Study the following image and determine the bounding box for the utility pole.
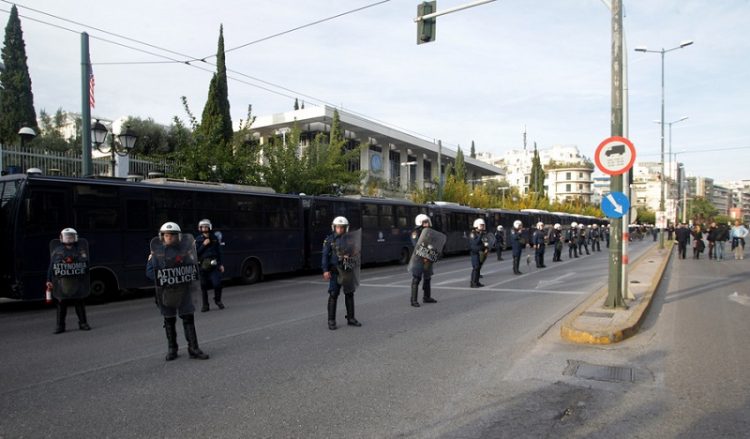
[605,0,625,308]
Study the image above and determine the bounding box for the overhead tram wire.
[2,1,465,149]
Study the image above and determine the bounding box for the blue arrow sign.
[601,191,630,219]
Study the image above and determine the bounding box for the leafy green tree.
[123,116,169,155]
[636,208,656,225]
[688,196,718,224]
[0,5,38,144]
[454,145,466,183]
[263,122,307,194]
[528,142,545,196]
[199,25,232,148]
[31,108,73,151]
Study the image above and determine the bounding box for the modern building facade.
[250,106,504,195]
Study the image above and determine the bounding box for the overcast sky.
[3,0,749,182]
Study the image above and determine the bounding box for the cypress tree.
[454,145,466,183]
[470,140,476,158]
[529,142,545,196]
[199,25,232,146]
[0,5,38,144]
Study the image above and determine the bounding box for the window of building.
[578,184,583,190]
[566,172,571,180]
[579,172,583,179]
[566,183,571,192]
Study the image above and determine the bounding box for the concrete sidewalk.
[560,241,674,344]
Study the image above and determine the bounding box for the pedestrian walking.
[707,222,718,260]
[675,223,690,260]
[146,222,209,361]
[691,225,705,260]
[730,220,748,260]
[196,219,225,312]
[322,216,362,330]
[47,228,92,334]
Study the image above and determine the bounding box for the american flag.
[88,65,95,109]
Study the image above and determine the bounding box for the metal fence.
[0,145,175,177]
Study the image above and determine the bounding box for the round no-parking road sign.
[594,136,636,175]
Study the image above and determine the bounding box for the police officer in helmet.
[469,218,489,288]
[567,221,579,259]
[47,228,91,334]
[532,221,547,268]
[511,220,524,275]
[549,224,563,262]
[410,214,438,307]
[196,219,225,312]
[495,225,505,261]
[147,222,209,361]
[322,216,362,330]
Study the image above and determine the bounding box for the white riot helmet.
[159,222,182,242]
[537,222,544,230]
[415,213,431,227]
[331,216,349,232]
[60,227,78,244]
[578,224,585,229]
[571,221,578,228]
[593,224,598,228]
[497,225,504,231]
[554,223,562,230]
[198,219,212,230]
[473,218,486,229]
[513,220,523,229]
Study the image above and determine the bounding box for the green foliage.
[454,146,466,183]
[636,208,656,225]
[714,214,731,225]
[198,25,233,148]
[30,108,77,152]
[545,158,594,170]
[123,116,170,155]
[688,196,718,224]
[0,5,38,144]
[529,143,545,196]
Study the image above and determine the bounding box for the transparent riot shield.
[335,228,361,291]
[150,234,199,308]
[48,238,90,300]
[479,232,496,264]
[408,228,447,276]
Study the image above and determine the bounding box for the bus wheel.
[89,271,117,301]
[240,259,262,284]
[399,247,411,265]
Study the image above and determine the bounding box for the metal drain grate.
[563,360,635,383]
[581,311,615,318]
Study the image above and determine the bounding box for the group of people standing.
[674,220,749,260]
[47,219,226,362]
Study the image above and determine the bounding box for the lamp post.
[635,40,693,249]
[18,127,36,148]
[91,120,137,177]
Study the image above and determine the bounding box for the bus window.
[25,190,69,233]
[313,202,331,229]
[234,195,263,228]
[1,180,19,207]
[75,207,120,231]
[126,199,150,230]
[362,203,378,229]
[266,198,299,229]
[380,205,395,229]
[74,184,118,206]
[396,206,409,228]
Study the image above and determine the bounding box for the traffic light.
[417,1,436,44]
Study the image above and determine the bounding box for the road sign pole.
[605,0,625,308]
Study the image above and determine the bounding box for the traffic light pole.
[605,0,626,308]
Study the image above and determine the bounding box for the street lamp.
[18,126,36,148]
[654,116,688,224]
[91,119,137,177]
[635,39,694,249]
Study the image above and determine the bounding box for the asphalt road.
[2,239,731,439]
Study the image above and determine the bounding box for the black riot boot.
[539,253,546,268]
[344,294,361,327]
[470,268,479,288]
[200,286,210,312]
[164,317,179,361]
[476,268,485,287]
[214,287,225,310]
[411,277,421,307]
[54,300,67,334]
[74,300,91,330]
[423,278,437,303]
[182,314,209,360]
[513,257,522,275]
[328,295,338,330]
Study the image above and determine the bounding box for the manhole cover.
[581,311,615,318]
[563,360,634,383]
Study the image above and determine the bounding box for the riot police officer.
[532,222,547,268]
[47,228,91,334]
[495,225,505,261]
[469,218,489,288]
[578,224,590,255]
[147,222,209,361]
[510,220,524,275]
[322,216,362,330]
[604,224,611,248]
[591,224,601,252]
[567,222,579,259]
[409,214,439,307]
[549,223,563,262]
[196,219,225,312]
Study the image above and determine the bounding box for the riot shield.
[408,228,447,276]
[479,232,496,264]
[48,238,90,300]
[150,234,199,308]
[335,228,361,291]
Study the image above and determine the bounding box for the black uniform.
[675,225,690,259]
[469,228,488,287]
[196,230,224,311]
[566,227,578,259]
[578,228,590,255]
[47,242,91,334]
[410,226,437,306]
[532,228,546,268]
[322,232,361,329]
[591,227,601,252]
[549,228,563,262]
[495,229,505,261]
[510,227,524,274]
